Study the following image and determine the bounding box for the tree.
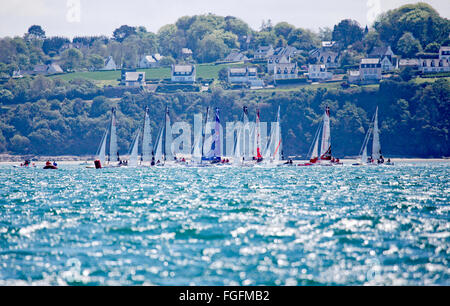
[424,42,440,53]
[113,25,136,43]
[362,30,382,53]
[224,16,250,37]
[218,67,228,81]
[374,3,450,48]
[399,67,415,82]
[88,54,105,70]
[274,22,295,40]
[27,25,46,40]
[396,32,422,58]
[332,19,363,48]
[197,34,228,63]
[10,134,31,153]
[42,37,70,54]
[287,28,318,51]
[62,48,83,70]
[318,27,333,41]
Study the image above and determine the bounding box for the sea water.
[0,161,448,285]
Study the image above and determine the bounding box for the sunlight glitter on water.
[0,161,448,285]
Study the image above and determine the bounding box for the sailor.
[53,160,57,166]
[46,160,51,166]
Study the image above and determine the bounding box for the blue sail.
[203,108,221,161]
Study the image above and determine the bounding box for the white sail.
[320,107,331,157]
[128,129,141,167]
[97,129,108,166]
[264,126,274,160]
[272,106,282,162]
[372,107,381,160]
[142,109,152,163]
[165,110,173,160]
[154,127,163,164]
[357,124,372,164]
[192,113,203,162]
[255,110,261,159]
[234,123,242,165]
[311,133,320,160]
[361,143,368,164]
[109,108,118,163]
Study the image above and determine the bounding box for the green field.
[49,63,240,87]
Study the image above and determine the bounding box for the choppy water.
[0,162,449,285]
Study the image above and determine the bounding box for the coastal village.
[4,35,450,93]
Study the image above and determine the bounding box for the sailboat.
[141,106,153,166]
[298,106,342,166]
[153,106,174,166]
[254,108,263,163]
[187,107,212,167]
[93,107,121,168]
[202,107,222,164]
[233,106,245,166]
[353,106,392,166]
[128,128,141,167]
[264,105,282,165]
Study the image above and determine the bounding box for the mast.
[320,106,331,160]
[97,129,108,166]
[128,129,141,167]
[109,107,118,162]
[273,105,282,161]
[142,106,152,163]
[213,107,221,158]
[234,106,246,159]
[201,106,209,160]
[358,125,372,163]
[243,106,250,160]
[255,108,262,160]
[372,106,381,160]
[164,105,173,161]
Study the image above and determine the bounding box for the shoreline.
[0,157,449,166]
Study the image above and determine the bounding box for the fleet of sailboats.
[92,105,391,169]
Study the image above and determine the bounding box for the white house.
[123,71,145,87]
[360,58,382,82]
[12,70,23,78]
[308,64,332,81]
[267,54,290,74]
[101,56,117,70]
[181,48,193,59]
[274,63,299,81]
[254,45,274,60]
[369,46,398,71]
[347,70,361,84]
[273,46,298,59]
[139,54,164,68]
[47,63,63,74]
[309,42,340,69]
[32,64,48,75]
[419,58,450,73]
[439,46,450,61]
[171,64,196,83]
[228,67,263,86]
[224,51,249,63]
[399,59,420,70]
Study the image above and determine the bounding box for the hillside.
[0,78,448,158]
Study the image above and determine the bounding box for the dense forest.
[0,3,449,157]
